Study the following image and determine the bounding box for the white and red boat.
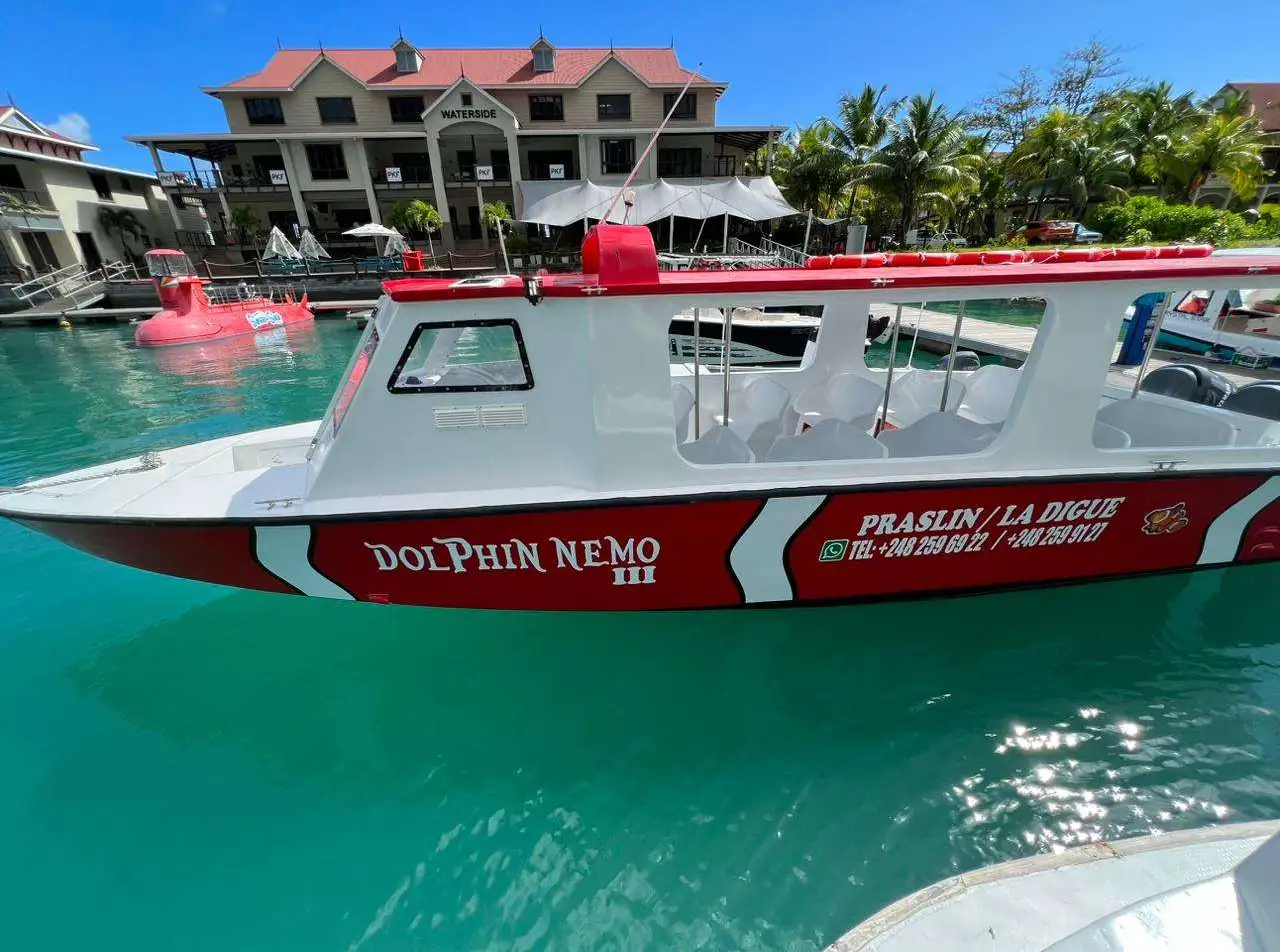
[134,249,313,348]
[5,230,1280,611]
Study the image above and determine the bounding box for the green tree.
[871,93,979,241]
[951,142,1013,242]
[1044,131,1132,218]
[820,84,896,221]
[1161,112,1269,204]
[482,200,512,233]
[772,123,854,217]
[973,66,1045,149]
[385,199,442,256]
[1105,82,1199,185]
[229,205,260,244]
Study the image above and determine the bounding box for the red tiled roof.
[1227,82,1280,133]
[214,47,717,91]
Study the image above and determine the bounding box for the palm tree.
[1107,82,1199,184]
[773,123,854,217]
[952,142,1013,243]
[1009,109,1088,218]
[1044,132,1132,218]
[385,199,442,257]
[820,84,896,222]
[871,93,979,242]
[1164,113,1268,204]
[229,205,260,245]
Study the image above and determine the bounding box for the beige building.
[129,36,781,252]
[1199,82,1280,208]
[0,105,193,281]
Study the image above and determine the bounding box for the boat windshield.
[1238,288,1280,313]
[146,253,195,278]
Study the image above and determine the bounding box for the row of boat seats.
[887,369,966,428]
[1095,398,1238,448]
[957,365,1021,425]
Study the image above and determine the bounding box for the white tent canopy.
[297,229,331,260]
[518,177,800,227]
[342,223,400,238]
[261,226,301,260]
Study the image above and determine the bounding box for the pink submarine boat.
[134,249,313,347]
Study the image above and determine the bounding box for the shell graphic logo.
[1142,502,1189,536]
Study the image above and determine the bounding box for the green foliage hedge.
[1085,196,1280,245]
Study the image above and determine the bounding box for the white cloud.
[45,112,92,143]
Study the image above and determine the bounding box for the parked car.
[1009,220,1077,244]
[906,227,970,248]
[1072,223,1103,244]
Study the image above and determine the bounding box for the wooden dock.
[875,303,1277,389]
[0,299,376,327]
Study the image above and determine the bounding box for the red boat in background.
[134,249,314,348]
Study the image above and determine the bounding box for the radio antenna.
[601,61,701,224]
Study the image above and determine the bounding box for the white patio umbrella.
[343,222,402,256]
[297,229,331,260]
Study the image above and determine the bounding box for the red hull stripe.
[14,472,1280,610]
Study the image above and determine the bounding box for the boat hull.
[11,470,1280,610]
[135,300,314,347]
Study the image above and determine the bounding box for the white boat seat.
[1092,421,1132,449]
[959,365,1021,424]
[681,425,755,464]
[794,373,884,430]
[672,383,695,443]
[1096,398,1238,448]
[886,369,966,428]
[878,411,999,458]
[765,419,889,462]
[724,377,796,458]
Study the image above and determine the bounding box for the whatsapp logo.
[819,539,849,562]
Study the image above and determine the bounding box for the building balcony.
[445,166,513,188]
[370,166,433,189]
[159,168,293,195]
[0,187,61,232]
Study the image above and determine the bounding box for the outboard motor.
[1222,381,1280,421]
[937,350,982,373]
[1139,364,1235,407]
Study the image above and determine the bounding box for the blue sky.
[5,0,1277,172]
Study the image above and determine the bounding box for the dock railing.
[726,236,809,268]
[9,260,139,310]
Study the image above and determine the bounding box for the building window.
[528,149,574,180]
[0,164,24,189]
[244,97,285,125]
[88,172,113,201]
[172,193,187,210]
[461,93,473,107]
[389,320,534,393]
[305,143,349,180]
[528,95,564,121]
[252,155,286,182]
[597,94,631,121]
[657,147,702,177]
[388,95,425,123]
[532,47,555,72]
[317,97,356,124]
[663,93,697,120]
[119,176,136,193]
[395,48,419,73]
[600,138,635,175]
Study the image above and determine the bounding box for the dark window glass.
[527,149,574,180]
[244,97,285,125]
[252,155,286,181]
[0,165,24,189]
[388,96,425,123]
[389,320,534,393]
[528,94,564,121]
[461,93,473,106]
[119,176,136,192]
[600,138,635,175]
[657,147,702,177]
[663,93,697,120]
[88,172,113,200]
[172,193,187,210]
[317,97,356,124]
[305,143,349,180]
[597,94,631,121]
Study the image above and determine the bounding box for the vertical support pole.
[475,180,488,250]
[496,218,510,273]
[907,302,924,366]
[721,213,729,253]
[147,142,183,233]
[721,306,733,426]
[939,300,966,411]
[1133,291,1174,397]
[877,304,904,434]
[668,214,675,253]
[802,209,813,256]
[692,307,702,439]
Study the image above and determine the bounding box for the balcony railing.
[370,166,434,188]
[159,169,292,193]
[447,166,512,186]
[0,186,56,213]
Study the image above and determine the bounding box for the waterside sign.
[440,107,498,122]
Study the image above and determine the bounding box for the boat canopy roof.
[383,226,1280,304]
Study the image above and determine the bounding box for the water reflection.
[144,323,320,387]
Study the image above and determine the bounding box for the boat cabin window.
[388,320,533,393]
[146,253,195,278]
[333,327,380,434]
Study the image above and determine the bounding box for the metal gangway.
[726,236,810,269]
[9,260,140,312]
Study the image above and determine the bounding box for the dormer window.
[393,41,420,74]
[531,39,555,73]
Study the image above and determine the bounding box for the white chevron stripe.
[730,495,826,603]
[1197,476,1280,565]
[255,524,353,599]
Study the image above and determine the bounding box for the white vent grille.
[434,407,481,429]
[480,404,528,428]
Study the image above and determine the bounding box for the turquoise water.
[3,320,1280,952]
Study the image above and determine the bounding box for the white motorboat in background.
[826,820,1280,952]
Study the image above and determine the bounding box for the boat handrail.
[807,245,1215,270]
